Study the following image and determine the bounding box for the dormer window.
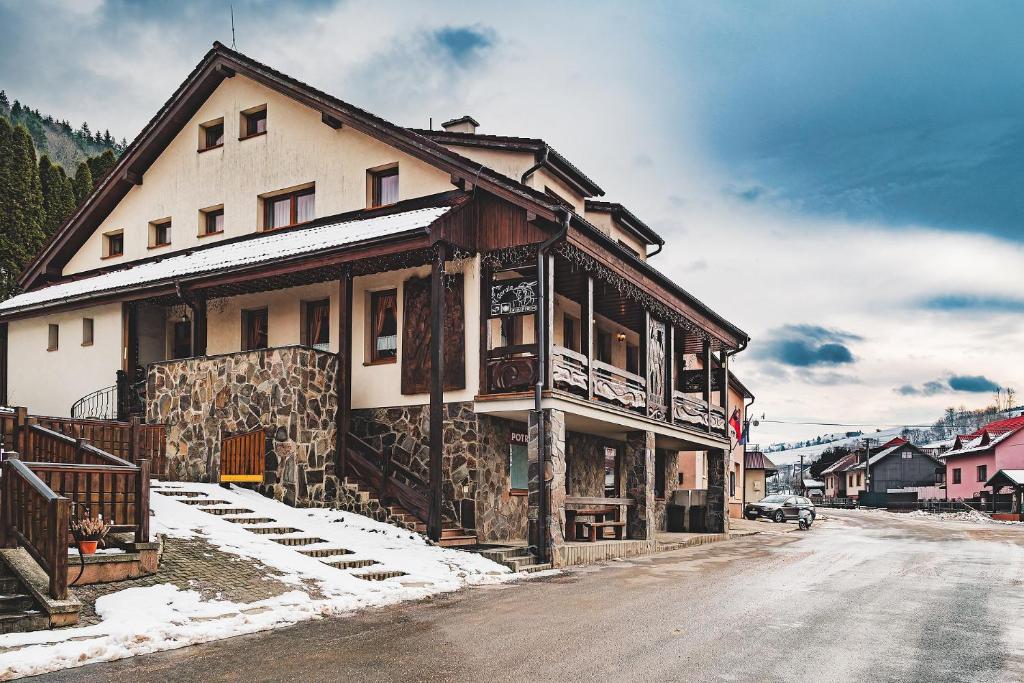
[149,218,172,248]
[199,118,224,151]
[104,230,123,258]
[368,165,399,207]
[241,105,267,139]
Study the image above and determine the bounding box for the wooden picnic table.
[565,504,622,542]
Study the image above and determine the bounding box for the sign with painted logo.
[489,278,538,317]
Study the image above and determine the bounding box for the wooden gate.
[220,428,266,483]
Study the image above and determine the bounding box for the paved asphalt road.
[32,510,1024,682]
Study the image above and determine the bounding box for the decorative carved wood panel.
[486,356,538,392]
[647,317,666,420]
[401,275,465,395]
[679,368,723,394]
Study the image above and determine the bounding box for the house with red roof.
[941,416,1024,500]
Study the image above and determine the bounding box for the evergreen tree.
[86,149,116,182]
[78,121,90,140]
[0,90,7,110]
[102,129,113,147]
[11,101,21,117]
[0,121,45,300]
[72,161,93,204]
[38,154,76,238]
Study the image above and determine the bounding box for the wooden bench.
[578,520,626,542]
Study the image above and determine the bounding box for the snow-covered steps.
[242,526,300,536]
[222,516,276,525]
[177,499,231,506]
[198,507,255,516]
[352,569,407,582]
[161,491,206,498]
[269,535,327,547]
[473,546,550,573]
[297,547,353,559]
[323,558,376,570]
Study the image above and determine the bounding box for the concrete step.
[198,507,255,516]
[0,594,37,612]
[0,609,48,634]
[352,569,407,582]
[437,535,477,548]
[518,563,553,574]
[243,526,300,536]
[477,547,531,563]
[177,498,230,506]
[503,556,542,572]
[222,516,276,525]
[297,547,353,559]
[270,536,327,547]
[324,558,377,570]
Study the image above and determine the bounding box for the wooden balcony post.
[335,268,353,479]
[191,296,208,357]
[129,417,139,464]
[544,252,555,390]
[428,242,447,542]
[50,496,69,600]
[703,340,712,433]
[13,406,27,456]
[665,325,674,424]
[722,350,730,440]
[135,459,150,543]
[582,276,593,400]
[479,258,491,395]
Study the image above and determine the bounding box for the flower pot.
[79,540,98,555]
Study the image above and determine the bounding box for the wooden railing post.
[0,458,12,548]
[135,459,150,543]
[129,417,139,464]
[49,496,69,600]
[13,406,27,456]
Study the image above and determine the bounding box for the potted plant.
[71,516,110,555]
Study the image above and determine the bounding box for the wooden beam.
[428,243,447,542]
[335,270,353,478]
[214,64,235,78]
[703,339,712,433]
[321,112,342,129]
[122,170,143,186]
[722,350,730,442]
[582,275,593,401]
[544,252,555,390]
[665,324,674,425]
[479,258,491,396]
[191,296,207,357]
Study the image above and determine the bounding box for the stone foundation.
[475,414,529,543]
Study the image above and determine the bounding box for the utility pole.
[799,455,805,495]
[862,438,874,497]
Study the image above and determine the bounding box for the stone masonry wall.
[475,415,529,543]
[350,402,478,526]
[147,346,337,507]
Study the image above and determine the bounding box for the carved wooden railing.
[592,360,646,412]
[346,433,431,523]
[1,459,70,599]
[485,344,539,394]
[220,428,266,483]
[672,392,726,434]
[551,345,589,397]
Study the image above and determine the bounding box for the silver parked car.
[744,494,816,524]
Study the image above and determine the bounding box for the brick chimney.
[441,115,479,134]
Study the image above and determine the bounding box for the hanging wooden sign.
[489,278,538,317]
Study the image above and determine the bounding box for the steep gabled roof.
[821,452,861,476]
[943,415,1024,459]
[408,128,605,198]
[19,42,569,291]
[744,451,777,472]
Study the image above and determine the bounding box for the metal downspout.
[521,146,550,186]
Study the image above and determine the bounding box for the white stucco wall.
[63,74,453,276]
[6,303,122,417]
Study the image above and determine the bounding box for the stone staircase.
[474,546,552,574]
[0,557,51,633]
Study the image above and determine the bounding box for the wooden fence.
[0,407,167,477]
[220,428,266,483]
[1,459,70,600]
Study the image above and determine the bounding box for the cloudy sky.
[2,0,1022,447]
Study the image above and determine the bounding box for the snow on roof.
[0,206,450,314]
[986,469,1024,488]
[943,419,1024,459]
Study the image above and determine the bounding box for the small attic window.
[241,105,267,139]
[199,118,224,151]
[149,218,172,248]
[368,165,399,207]
[104,230,124,258]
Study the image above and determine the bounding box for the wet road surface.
[33,510,1024,682]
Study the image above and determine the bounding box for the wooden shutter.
[401,274,465,394]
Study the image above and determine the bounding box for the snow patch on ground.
[0,483,521,680]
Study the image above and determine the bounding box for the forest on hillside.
[0,91,124,300]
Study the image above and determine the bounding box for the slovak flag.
[729,408,743,441]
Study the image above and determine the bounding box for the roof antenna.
[429,117,433,131]
[230,5,237,49]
